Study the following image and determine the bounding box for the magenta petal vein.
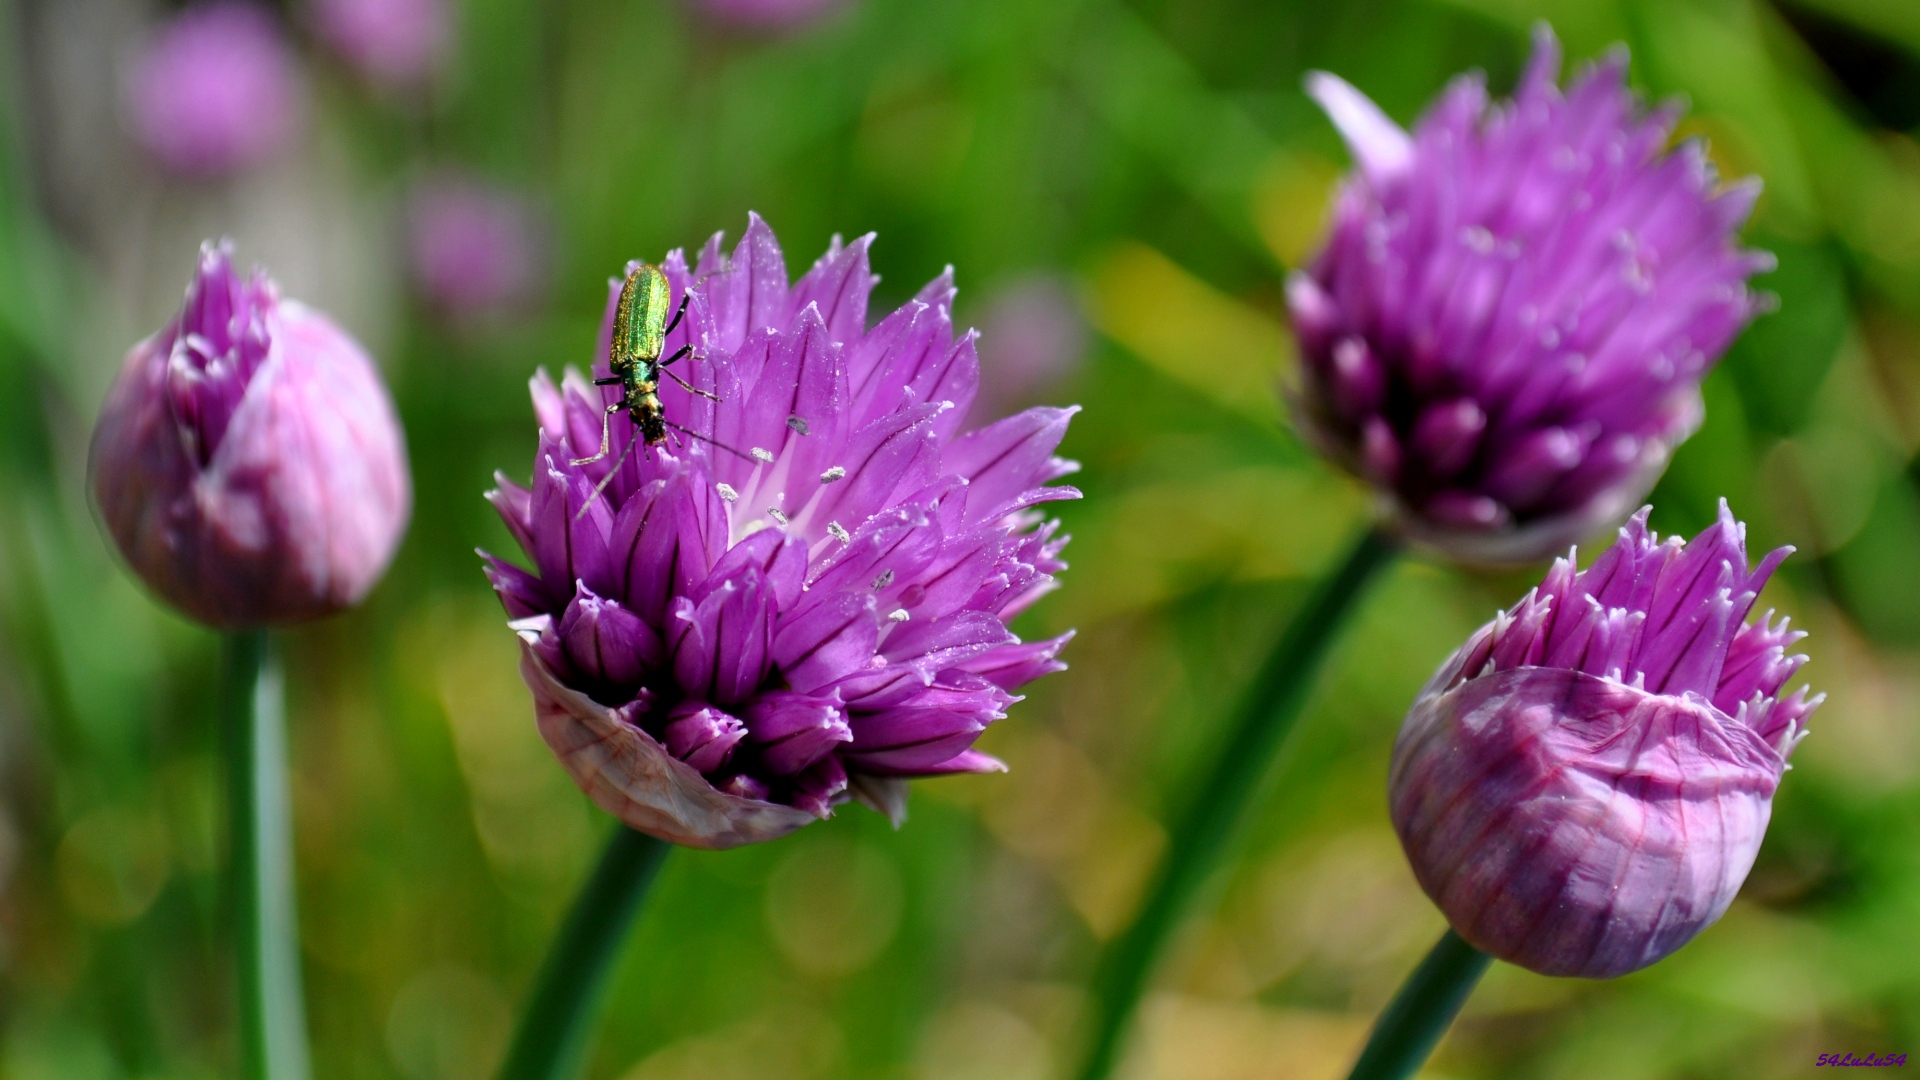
[483,215,1078,847]
[1290,27,1775,563]
[1390,502,1822,977]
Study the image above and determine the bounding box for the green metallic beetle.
[571,262,715,468]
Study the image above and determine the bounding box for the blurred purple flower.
[126,3,302,179]
[972,274,1085,422]
[312,0,449,89]
[407,175,544,319]
[1289,27,1774,564]
[690,0,850,30]
[484,215,1078,848]
[1390,502,1820,977]
[91,243,412,627]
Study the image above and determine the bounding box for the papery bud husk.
[516,627,817,849]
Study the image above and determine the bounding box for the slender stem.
[497,825,672,1080]
[1346,930,1491,1080]
[1075,524,1400,1080]
[223,631,311,1080]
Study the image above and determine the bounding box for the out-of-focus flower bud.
[90,243,411,627]
[1290,27,1774,564]
[126,3,302,179]
[972,273,1086,423]
[406,174,545,321]
[312,0,450,90]
[1390,503,1821,977]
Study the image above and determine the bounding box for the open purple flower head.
[126,2,301,179]
[1390,502,1820,977]
[91,243,411,627]
[483,215,1077,848]
[1289,27,1774,564]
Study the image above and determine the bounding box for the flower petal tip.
[1303,70,1413,184]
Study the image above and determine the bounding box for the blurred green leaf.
[1721,233,1850,436]
[1776,0,1920,59]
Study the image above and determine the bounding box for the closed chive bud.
[1290,26,1774,564]
[90,242,411,628]
[1389,503,1821,977]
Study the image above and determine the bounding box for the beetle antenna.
[663,419,753,462]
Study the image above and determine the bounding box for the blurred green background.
[4,0,1920,1077]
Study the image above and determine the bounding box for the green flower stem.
[1346,930,1491,1080]
[497,825,672,1080]
[222,631,311,1080]
[1075,524,1400,1080]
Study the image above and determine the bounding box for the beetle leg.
[569,401,623,466]
[662,292,691,338]
[658,344,693,368]
[593,376,622,386]
[575,435,639,520]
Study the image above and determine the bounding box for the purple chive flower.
[126,3,302,179]
[406,174,545,320]
[312,0,450,89]
[1390,503,1820,977]
[90,243,412,628]
[1288,27,1774,564]
[483,215,1077,848]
